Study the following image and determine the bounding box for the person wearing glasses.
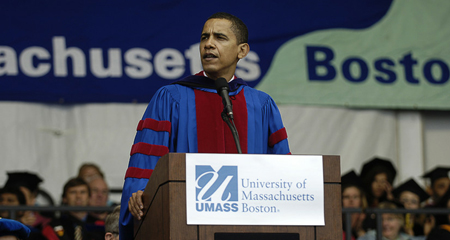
[393,179,433,237]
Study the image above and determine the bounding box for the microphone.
[215,77,242,153]
[215,77,234,120]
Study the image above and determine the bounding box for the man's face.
[0,193,20,218]
[342,186,362,208]
[63,185,90,206]
[433,177,450,198]
[372,173,389,198]
[89,178,108,207]
[0,193,20,206]
[399,191,420,209]
[381,213,402,240]
[199,18,248,80]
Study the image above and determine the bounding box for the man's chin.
[203,69,219,78]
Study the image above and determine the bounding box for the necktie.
[74,225,83,240]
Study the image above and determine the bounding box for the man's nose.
[205,38,215,48]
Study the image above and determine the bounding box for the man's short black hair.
[62,177,90,198]
[207,12,248,44]
[0,187,27,205]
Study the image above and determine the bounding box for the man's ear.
[237,43,250,60]
[105,232,113,240]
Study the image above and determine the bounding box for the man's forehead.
[202,18,233,34]
[68,185,88,191]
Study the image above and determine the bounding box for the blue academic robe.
[119,72,290,239]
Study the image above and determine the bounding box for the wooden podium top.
[136,154,342,240]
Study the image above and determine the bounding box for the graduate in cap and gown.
[421,166,450,206]
[360,157,397,208]
[431,187,450,227]
[359,157,397,231]
[342,170,368,240]
[392,179,432,237]
[3,172,50,240]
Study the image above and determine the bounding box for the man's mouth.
[203,53,217,59]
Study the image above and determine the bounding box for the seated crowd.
[1,159,450,240]
[342,157,450,240]
[0,163,119,240]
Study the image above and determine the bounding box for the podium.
[134,153,341,240]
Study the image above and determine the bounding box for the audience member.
[393,179,433,236]
[422,167,450,206]
[0,218,30,240]
[41,177,103,240]
[432,187,450,226]
[342,170,368,240]
[1,186,47,240]
[78,163,105,183]
[360,157,397,207]
[88,176,111,220]
[3,172,42,207]
[0,187,27,220]
[3,172,52,230]
[357,201,424,240]
[104,206,120,240]
[360,157,397,231]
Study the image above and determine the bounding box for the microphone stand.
[221,110,242,154]
[215,77,242,154]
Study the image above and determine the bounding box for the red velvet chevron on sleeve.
[268,127,288,147]
[130,142,169,157]
[137,118,171,136]
[125,167,153,179]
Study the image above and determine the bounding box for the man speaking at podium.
[120,12,290,239]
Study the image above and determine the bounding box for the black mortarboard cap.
[341,170,363,189]
[392,178,429,203]
[422,166,450,185]
[4,172,43,193]
[360,157,397,185]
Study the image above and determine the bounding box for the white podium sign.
[186,154,324,225]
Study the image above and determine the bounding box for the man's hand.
[384,181,394,200]
[128,190,144,220]
[19,211,36,226]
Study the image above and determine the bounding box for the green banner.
[257,0,450,110]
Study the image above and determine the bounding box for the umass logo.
[195,165,239,212]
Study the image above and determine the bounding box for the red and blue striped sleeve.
[119,86,178,240]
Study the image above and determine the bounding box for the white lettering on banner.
[236,51,261,81]
[154,48,185,79]
[90,48,122,78]
[0,36,261,81]
[124,48,152,79]
[0,46,19,75]
[307,45,450,85]
[19,47,51,77]
[53,37,87,77]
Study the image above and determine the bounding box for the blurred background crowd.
[0,163,119,240]
[2,158,450,240]
[341,157,450,240]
